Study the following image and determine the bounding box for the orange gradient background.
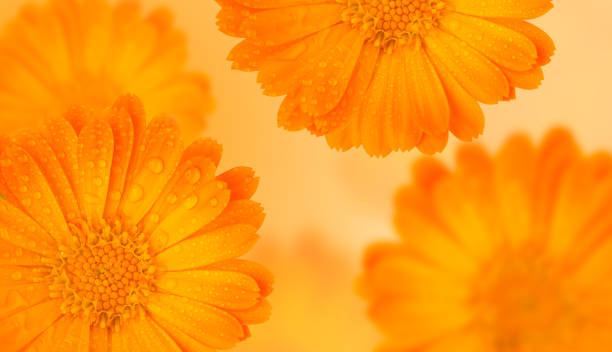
[1,0,611,350]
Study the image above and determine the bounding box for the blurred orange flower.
[0,0,214,140]
[0,95,271,351]
[216,0,554,156]
[360,129,612,351]
[234,233,379,352]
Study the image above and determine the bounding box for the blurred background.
[1,0,611,350]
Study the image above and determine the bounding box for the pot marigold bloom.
[216,0,554,156]
[360,129,612,351]
[0,0,214,140]
[0,95,272,351]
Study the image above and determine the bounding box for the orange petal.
[0,144,71,244]
[0,299,62,351]
[241,4,343,47]
[0,198,57,256]
[417,133,449,155]
[206,259,274,297]
[315,42,380,138]
[229,298,272,325]
[104,107,135,218]
[446,0,553,19]
[433,59,485,141]
[181,138,222,167]
[217,167,259,201]
[199,200,265,233]
[139,157,217,236]
[157,270,261,310]
[41,118,82,207]
[119,116,183,225]
[147,293,246,349]
[78,118,114,223]
[489,19,555,66]
[369,296,472,346]
[232,0,335,9]
[404,45,450,136]
[502,66,544,89]
[147,179,230,253]
[113,316,182,352]
[27,316,90,352]
[425,30,509,104]
[440,13,537,71]
[89,325,110,352]
[296,26,364,118]
[359,51,394,157]
[155,224,259,271]
[13,130,80,222]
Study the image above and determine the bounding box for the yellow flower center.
[471,252,572,350]
[48,219,155,330]
[342,0,447,53]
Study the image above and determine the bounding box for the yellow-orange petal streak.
[216,0,554,156]
[0,0,214,140]
[360,128,612,351]
[0,95,272,351]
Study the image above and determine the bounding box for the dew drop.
[184,167,201,184]
[128,185,144,202]
[210,198,218,207]
[93,177,103,186]
[183,195,199,210]
[11,271,22,280]
[147,158,164,174]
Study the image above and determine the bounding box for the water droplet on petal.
[184,167,201,184]
[128,185,144,202]
[147,158,164,174]
[11,271,22,280]
[183,195,198,210]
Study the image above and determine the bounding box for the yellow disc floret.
[48,219,155,331]
[342,0,447,52]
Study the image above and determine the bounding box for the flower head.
[0,95,271,351]
[0,0,214,140]
[360,129,612,350]
[217,0,554,156]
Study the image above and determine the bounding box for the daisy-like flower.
[0,0,214,140]
[216,0,554,156]
[360,129,612,351]
[0,95,272,351]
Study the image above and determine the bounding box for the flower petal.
[488,18,555,65]
[0,144,71,244]
[157,270,261,310]
[425,30,509,104]
[119,116,183,225]
[404,45,450,136]
[440,13,537,71]
[241,4,343,47]
[147,293,246,349]
[217,167,259,201]
[0,299,62,351]
[78,118,114,223]
[156,224,259,271]
[0,198,57,256]
[27,316,90,352]
[446,0,553,19]
[148,179,230,253]
[433,59,484,141]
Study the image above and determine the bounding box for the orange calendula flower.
[0,0,214,140]
[360,129,612,351]
[216,0,554,156]
[0,95,271,351]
